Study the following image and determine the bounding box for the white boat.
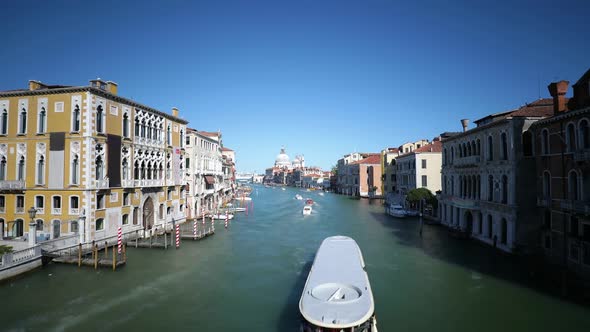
[234,196,252,202]
[303,206,313,215]
[282,187,286,191]
[318,192,324,196]
[299,236,377,332]
[387,204,407,218]
[221,207,247,213]
[295,194,303,200]
[208,213,234,220]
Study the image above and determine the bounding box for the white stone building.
[395,140,442,195]
[439,99,554,253]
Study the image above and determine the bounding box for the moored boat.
[303,206,313,215]
[295,194,303,200]
[234,196,252,202]
[387,204,407,218]
[207,213,234,220]
[299,236,377,331]
[305,199,314,205]
[318,192,324,196]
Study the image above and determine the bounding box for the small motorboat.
[306,199,314,205]
[303,205,313,215]
[318,192,324,196]
[234,196,252,202]
[387,204,407,218]
[295,194,303,200]
[208,213,234,220]
[299,236,377,331]
[282,187,286,191]
[221,207,246,213]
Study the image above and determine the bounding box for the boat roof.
[299,236,374,328]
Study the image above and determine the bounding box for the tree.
[406,188,437,208]
[331,165,338,176]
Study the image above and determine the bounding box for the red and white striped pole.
[117,226,122,254]
[175,224,180,248]
[225,213,228,229]
[193,221,197,240]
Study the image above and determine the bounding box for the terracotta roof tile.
[507,98,555,117]
[413,141,442,153]
[350,155,381,165]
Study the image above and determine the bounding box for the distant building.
[395,141,442,196]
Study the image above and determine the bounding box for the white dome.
[275,147,290,166]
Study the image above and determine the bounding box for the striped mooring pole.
[202,207,206,225]
[175,224,180,248]
[224,213,228,229]
[117,226,122,254]
[193,221,197,240]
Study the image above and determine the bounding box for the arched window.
[501,175,508,204]
[36,155,45,185]
[467,143,472,156]
[72,105,80,132]
[38,107,46,133]
[0,156,6,180]
[71,155,79,184]
[180,130,184,148]
[167,125,172,145]
[135,118,140,136]
[487,215,493,239]
[568,171,579,200]
[17,156,25,181]
[122,158,128,180]
[141,161,146,179]
[501,133,508,160]
[501,218,507,244]
[541,129,549,155]
[95,156,103,180]
[488,175,494,202]
[1,109,7,135]
[566,123,576,152]
[450,176,454,195]
[471,141,476,156]
[476,139,481,155]
[96,106,104,133]
[141,120,146,138]
[19,108,27,134]
[487,135,494,161]
[522,131,533,156]
[579,119,589,149]
[123,113,129,138]
[36,219,43,231]
[134,160,139,180]
[443,176,447,194]
[477,175,481,200]
[543,171,551,199]
[450,147,454,163]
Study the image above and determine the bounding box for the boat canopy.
[299,236,374,329]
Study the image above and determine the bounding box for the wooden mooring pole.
[112,244,116,271]
[78,243,82,267]
[94,244,98,270]
[123,244,126,261]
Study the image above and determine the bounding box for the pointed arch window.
[1,109,7,135]
[95,156,103,180]
[566,123,576,152]
[38,107,47,133]
[501,175,508,204]
[17,156,25,181]
[487,175,493,202]
[36,155,45,185]
[123,113,129,138]
[167,125,172,145]
[96,105,104,133]
[135,118,140,137]
[134,160,139,180]
[543,171,551,199]
[0,156,6,180]
[72,105,80,132]
[487,135,494,161]
[501,133,508,160]
[580,119,589,149]
[122,158,128,180]
[180,129,184,148]
[18,108,27,134]
[71,155,79,184]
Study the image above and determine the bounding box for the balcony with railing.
[52,207,62,214]
[574,149,590,162]
[36,208,45,215]
[16,206,24,214]
[454,155,481,168]
[122,179,135,188]
[0,180,25,190]
[91,178,110,190]
[69,208,80,215]
[537,197,551,207]
[561,200,590,215]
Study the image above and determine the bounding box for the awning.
[204,176,215,185]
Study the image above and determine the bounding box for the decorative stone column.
[79,215,86,244]
[28,222,36,246]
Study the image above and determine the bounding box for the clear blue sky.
[1,0,589,173]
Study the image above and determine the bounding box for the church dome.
[275,147,290,166]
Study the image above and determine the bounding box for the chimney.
[106,81,118,95]
[28,80,46,91]
[460,119,469,132]
[548,80,569,114]
[172,107,179,117]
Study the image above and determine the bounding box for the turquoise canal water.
[3,185,590,331]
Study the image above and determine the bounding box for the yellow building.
[0,79,188,243]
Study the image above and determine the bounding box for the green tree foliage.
[331,165,338,176]
[406,188,437,207]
